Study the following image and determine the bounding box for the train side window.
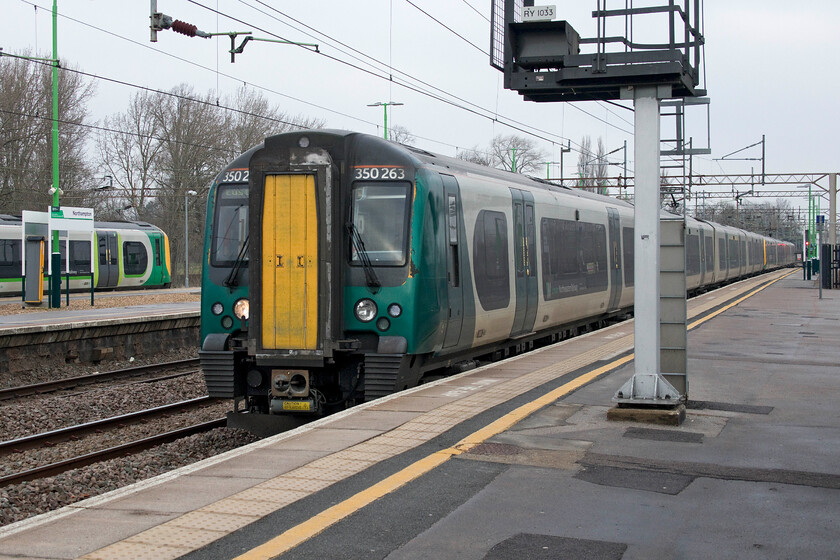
[447,194,459,287]
[622,227,634,287]
[0,239,21,278]
[69,241,91,274]
[98,238,108,266]
[540,217,607,300]
[155,238,162,266]
[728,238,738,268]
[513,203,524,276]
[718,238,726,269]
[123,241,148,276]
[59,240,67,273]
[686,233,701,275]
[704,236,714,272]
[473,210,509,310]
[525,204,535,276]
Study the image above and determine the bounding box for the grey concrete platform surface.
[0,270,837,560]
[0,289,199,332]
[0,290,200,374]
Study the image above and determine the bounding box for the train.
[0,214,172,295]
[198,130,795,419]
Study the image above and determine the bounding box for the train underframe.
[201,306,633,435]
[201,266,793,436]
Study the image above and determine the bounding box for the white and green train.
[0,214,172,295]
[199,130,796,420]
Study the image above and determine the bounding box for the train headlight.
[387,303,402,318]
[354,299,377,322]
[233,298,250,320]
[376,317,390,331]
[211,302,224,315]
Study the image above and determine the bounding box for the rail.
[0,358,200,401]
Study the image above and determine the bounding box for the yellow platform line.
[687,269,795,330]
[236,269,794,560]
[234,354,634,560]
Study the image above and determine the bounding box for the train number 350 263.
[353,166,406,180]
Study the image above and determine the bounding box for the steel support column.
[633,86,661,378]
[614,85,683,406]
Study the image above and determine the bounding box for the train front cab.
[244,136,341,414]
[202,132,427,417]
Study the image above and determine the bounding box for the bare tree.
[576,135,597,191]
[221,86,326,154]
[149,84,229,285]
[594,137,609,195]
[0,52,95,214]
[388,125,415,146]
[576,136,611,195]
[455,146,493,167]
[96,91,162,220]
[489,134,546,174]
[693,198,800,242]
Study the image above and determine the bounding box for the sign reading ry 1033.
[522,5,556,22]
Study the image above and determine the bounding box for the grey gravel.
[0,427,258,527]
[0,371,210,440]
[0,291,263,529]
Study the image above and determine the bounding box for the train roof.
[250,131,794,246]
[320,130,637,211]
[0,214,164,233]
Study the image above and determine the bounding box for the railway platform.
[0,290,200,375]
[0,289,199,332]
[1,269,838,559]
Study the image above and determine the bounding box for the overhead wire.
[403,0,488,56]
[8,0,635,172]
[459,0,491,23]
[23,0,628,157]
[387,0,634,136]
[14,0,378,129]
[206,0,613,150]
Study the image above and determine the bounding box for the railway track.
[0,358,201,401]
[0,397,224,488]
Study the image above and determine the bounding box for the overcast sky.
[4,0,838,211]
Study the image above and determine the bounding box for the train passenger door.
[441,175,463,348]
[147,233,163,286]
[606,207,622,311]
[96,231,119,288]
[510,189,538,338]
[261,174,319,350]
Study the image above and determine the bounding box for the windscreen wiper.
[224,234,249,289]
[346,222,380,293]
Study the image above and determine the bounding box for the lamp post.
[49,0,61,308]
[367,101,403,140]
[185,190,197,288]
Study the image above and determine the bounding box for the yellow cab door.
[261,174,319,350]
